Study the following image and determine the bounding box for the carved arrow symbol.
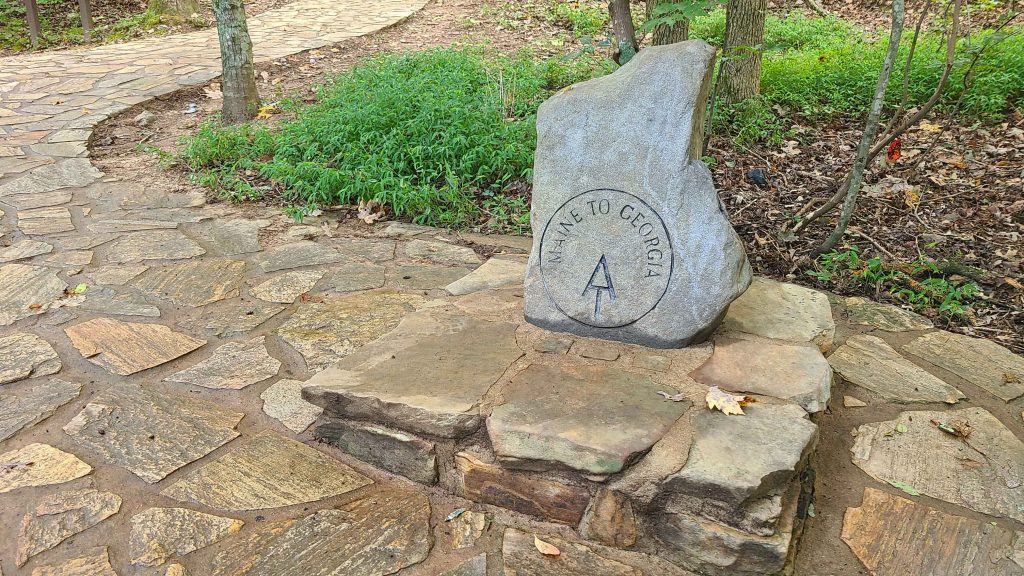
[582,254,616,318]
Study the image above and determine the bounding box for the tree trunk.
[212,0,259,124]
[608,0,638,65]
[720,0,767,104]
[646,0,688,45]
[149,0,200,22]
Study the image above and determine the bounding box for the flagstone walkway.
[2,1,1024,575]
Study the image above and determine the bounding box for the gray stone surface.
[63,384,243,483]
[524,41,750,348]
[488,364,688,474]
[129,507,243,566]
[573,341,620,361]
[0,158,100,197]
[106,230,206,263]
[720,277,835,350]
[304,306,523,438]
[88,219,179,233]
[316,420,438,484]
[79,290,161,317]
[165,337,280,390]
[441,555,487,576]
[502,528,641,576]
[18,207,75,235]
[88,264,148,285]
[0,263,68,325]
[851,407,1024,523]
[0,239,53,262]
[255,240,344,272]
[161,432,371,510]
[133,258,246,307]
[390,264,472,290]
[332,238,395,262]
[260,378,323,433]
[321,262,386,292]
[533,336,573,355]
[690,337,832,413]
[828,334,965,404]
[405,238,481,266]
[177,300,285,337]
[250,269,324,303]
[0,332,62,385]
[17,489,122,566]
[209,488,430,576]
[193,218,269,255]
[0,378,81,441]
[902,330,1024,402]
[843,297,933,332]
[445,257,524,295]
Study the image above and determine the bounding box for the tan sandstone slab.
[405,238,481,266]
[130,507,244,567]
[0,443,92,494]
[63,384,243,483]
[250,269,325,303]
[177,300,285,338]
[390,264,473,290]
[134,258,246,306]
[165,337,280,390]
[88,264,148,285]
[192,218,269,256]
[304,306,523,438]
[255,240,344,272]
[502,528,642,576]
[720,277,835,350]
[0,332,62,385]
[321,262,386,293]
[843,297,933,332]
[65,318,206,375]
[488,364,689,474]
[445,257,525,295]
[105,230,206,263]
[210,487,430,576]
[260,378,322,433]
[0,263,68,325]
[278,291,422,373]
[0,378,81,442]
[691,337,832,413]
[0,239,53,263]
[852,407,1024,523]
[17,489,122,566]
[843,487,1023,576]
[30,546,117,576]
[161,432,372,510]
[829,334,965,404]
[18,207,75,235]
[902,330,1024,402]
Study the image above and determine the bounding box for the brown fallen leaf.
[357,200,386,224]
[931,418,972,439]
[534,535,560,556]
[1004,372,1022,385]
[705,386,755,416]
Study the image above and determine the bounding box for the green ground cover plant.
[1,0,169,52]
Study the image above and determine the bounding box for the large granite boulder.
[524,40,751,348]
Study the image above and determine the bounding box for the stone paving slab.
[0,332,62,385]
[0,443,92,494]
[0,378,81,441]
[902,330,1024,402]
[17,488,122,567]
[828,334,965,404]
[64,318,206,375]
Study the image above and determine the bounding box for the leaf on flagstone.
[705,386,754,416]
[533,535,560,556]
[887,479,920,496]
[656,390,686,402]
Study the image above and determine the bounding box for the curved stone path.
[2,1,1024,575]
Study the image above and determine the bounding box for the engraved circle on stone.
[539,189,673,328]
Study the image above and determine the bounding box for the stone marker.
[523,41,751,348]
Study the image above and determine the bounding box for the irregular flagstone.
[18,207,76,235]
[46,250,94,267]
[17,489,122,566]
[166,337,280,390]
[210,487,430,576]
[843,395,867,408]
[902,330,1024,402]
[88,219,179,233]
[0,332,62,385]
[316,420,438,484]
[0,443,92,494]
[1,190,73,210]
[249,269,325,303]
[444,257,524,295]
[321,262,386,293]
[304,306,522,437]
[842,487,1023,576]
[450,510,487,549]
[88,263,148,285]
[260,378,323,433]
[533,336,573,355]
[255,240,344,272]
[0,239,53,262]
[129,507,244,567]
[0,263,68,325]
[720,277,835,350]
[63,384,243,483]
[390,264,473,290]
[64,318,206,375]
[0,158,101,197]
[119,188,205,210]
[488,364,688,474]
[456,452,590,525]
[177,300,286,338]
[192,218,270,256]
[278,291,422,373]
[161,431,372,510]
[580,488,638,549]
[843,296,933,332]
[380,221,434,238]
[502,528,641,576]
[331,237,396,262]
[80,290,161,317]
[690,337,832,413]
[851,407,1024,523]
[133,258,246,307]
[30,546,117,576]
[405,238,481,266]
[660,403,817,536]
[828,334,964,404]
[0,378,81,441]
[56,233,120,251]
[574,341,620,361]
[105,230,206,263]
[441,555,487,576]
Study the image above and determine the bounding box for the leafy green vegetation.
[182,48,611,227]
[1,0,171,52]
[808,246,983,319]
[545,1,608,36]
